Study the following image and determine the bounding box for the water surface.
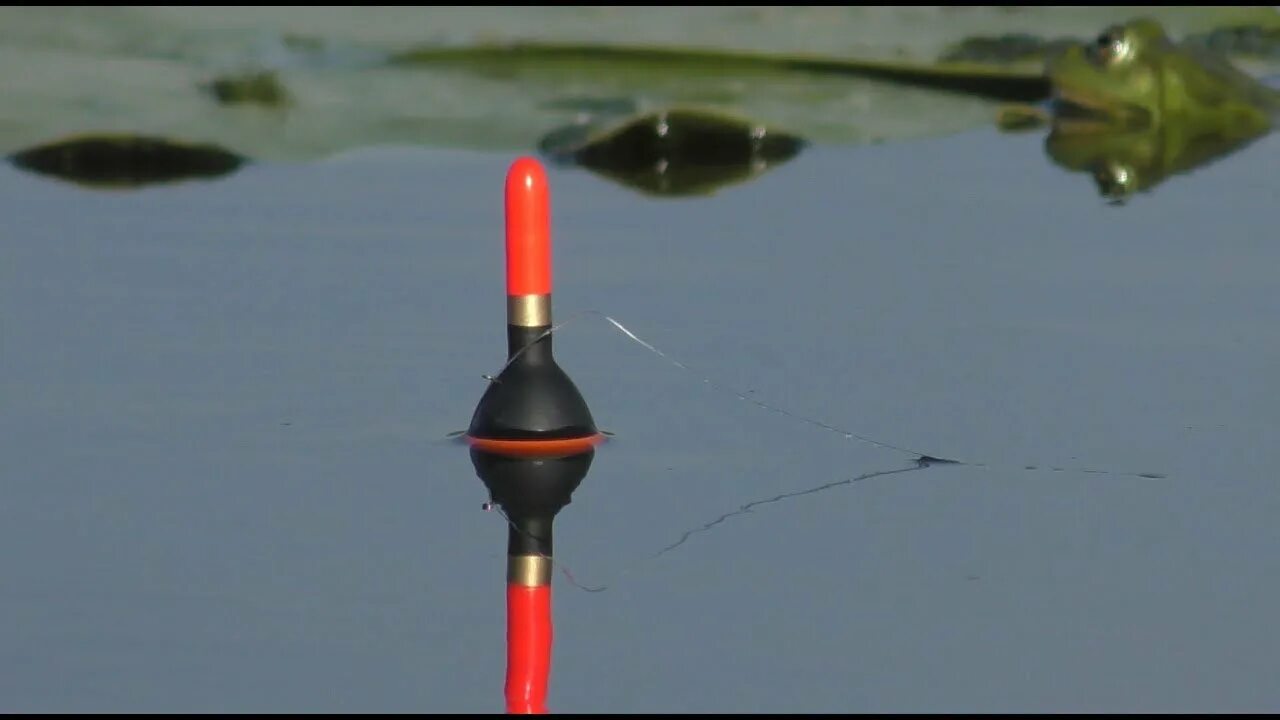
[2,6,1279,714]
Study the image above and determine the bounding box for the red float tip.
[506,157,552,298]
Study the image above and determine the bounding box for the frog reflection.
[1044,109,1269,203]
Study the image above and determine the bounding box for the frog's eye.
[1089,27,1134,66]
[1094,162,1136,202]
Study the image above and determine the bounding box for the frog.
[997,18,1280,201]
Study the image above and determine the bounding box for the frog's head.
[1046,19,1173,130]
[1047,17,1276,134]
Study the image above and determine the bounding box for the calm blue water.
[3,118,1278,712]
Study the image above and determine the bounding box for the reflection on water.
[484,452,941,594]
[8,134,245,189]
[0,9,1275,200]
[539,108,806,197]
[1045,117,1269,202]
[468,306,1174,577]
[472,448,594,559]
[480,440,1164,597]
[1,7,1275,177]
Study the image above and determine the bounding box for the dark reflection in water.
[539,108,806,197]
[9,135,245,189]
[496,444,1163,594]
[474,438,947,593]
[1044,117,1270,203]
[471,447,594,558]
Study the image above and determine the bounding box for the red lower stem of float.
[506,583,552,714]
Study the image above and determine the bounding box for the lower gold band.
[507,555,553,587]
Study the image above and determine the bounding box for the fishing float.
[466,157,605,714]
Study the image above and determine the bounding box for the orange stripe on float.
[506,583,552,715]
[505,157,552,297]
[465,433,605,458]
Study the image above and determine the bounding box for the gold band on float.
[507,294,551,328]
[507,554,553,587]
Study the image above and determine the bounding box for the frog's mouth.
[1050,85,1153,132]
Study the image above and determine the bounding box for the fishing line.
[486,459,934,593]
[479,308,1168,480]
[469,307,1166,592]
